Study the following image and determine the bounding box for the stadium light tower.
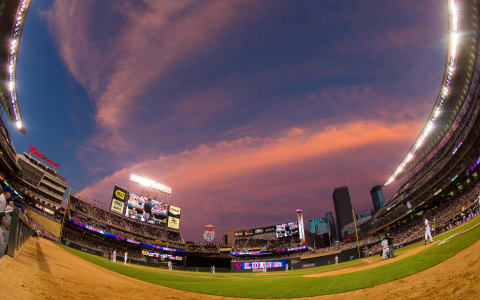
[129,174,172,194]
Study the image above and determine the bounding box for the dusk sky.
[8,0,447,240]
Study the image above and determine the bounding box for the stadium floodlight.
[384,0,459,186]
[15,120,22,129]
[405,153,414,162]
[130,173,172,194]
[424,122,434,135]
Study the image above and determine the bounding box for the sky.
[7,0,447,241]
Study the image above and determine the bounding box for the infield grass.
[59,217,480,298]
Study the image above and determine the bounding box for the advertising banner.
[168,216,180,229]
[112,185,128,202]
[110,185,128,214]
[168,205,181,217]
[167,205,181,229]
[110,199,125,214]
[233,260,288,270]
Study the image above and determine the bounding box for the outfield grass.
[59,217,480,298]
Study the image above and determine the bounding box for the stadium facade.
[373,0,480,232]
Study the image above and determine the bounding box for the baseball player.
[424,217,433,244]
[124,251,128,265]
[112,249,117,263]
[142,198,155,222]
[168,260,173,271]
[0,186,14,258]
[381,235,389,259]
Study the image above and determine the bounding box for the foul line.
[438,221,480,245]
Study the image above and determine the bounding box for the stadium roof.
[0,0,31,133]
[384,0,478,185]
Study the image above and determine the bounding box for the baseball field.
[1,217,479,299]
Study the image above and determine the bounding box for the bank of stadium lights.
[6,0,31,131]
[129,174,172,194]
[385,0,459,186]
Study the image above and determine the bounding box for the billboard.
[234,225,276,238]
[233,260,288,270]
[167,205,181,229]
[110,185,128,214]
[142,250,182,261]
[276,222,298,238]
[203,224,215,242]
[125,192,168,226]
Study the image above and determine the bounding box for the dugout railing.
[6,206,32,257]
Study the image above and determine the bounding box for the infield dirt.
[0,237,479,299]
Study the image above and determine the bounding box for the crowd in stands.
[378,146,480,228]
[69,197,184,247]
[363,183,480,256]
[186,243,220,253]
[62,227,146,262]
[232,235,299,253]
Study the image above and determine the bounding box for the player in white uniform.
[381,238,389,259]
[424,218,433,244]
[112,250,117,263]
[0,186,14,258]
[124,251,128,265]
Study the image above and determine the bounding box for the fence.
[7,207,32,257]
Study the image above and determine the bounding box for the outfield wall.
[25,208,61,238]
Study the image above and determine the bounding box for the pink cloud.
[79,119,421,239]
[46,0,260,154]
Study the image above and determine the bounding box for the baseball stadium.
[1,0,480,299]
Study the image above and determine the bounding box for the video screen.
[234,260,288,270]
[275,222,298,238]
[125,192,168,226]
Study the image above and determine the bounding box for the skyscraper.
[371,185,386,211]
[309,217,329,235]
[325,212,337,241]
[333,186,354,239]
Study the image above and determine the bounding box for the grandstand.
[15,153,67,211]
[372,0,480,236]
[60,196,186,267]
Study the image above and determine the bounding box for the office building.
[333,186,354,239]
[371,185,386,211]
